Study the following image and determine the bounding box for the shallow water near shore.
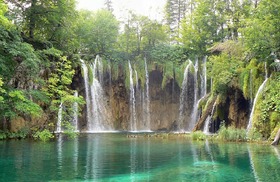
[0,133,280,182]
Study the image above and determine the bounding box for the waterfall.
[247,78,268,133]
[188,58,199,131]
[73,91,79,132]
[95,55,103,85]
[178,60,193,131]
[201,56,207,97]
[56,102,63,133]
[144,58,151,130]
[203,101,216,134]
[89,57,107,131]
[247,62,269,133]
[189,57,207,131]
[81,56,112,132]
[203,116,211,134]
[81,60,91,124]
[129,61,137,131]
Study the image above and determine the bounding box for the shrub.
[0,130,7,140]
[247,128,262,141]
[33,129,54,142]
[191,131,206,141]
[217,124,247,142]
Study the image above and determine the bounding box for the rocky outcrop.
[193,96,216,131]
[271,128,280,145]
[193,88,250,133]
[227,88,250,128]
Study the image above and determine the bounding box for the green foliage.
[63,121,79,139]
[217,123,247,142]
[191,131,206,141]
[77,9,119,55]
[162,61,174,89]
[0,89,42,119]
[270,126,280,141]
[252,74,280,138]
[0,1,12,29]
[241,0,280,59]
[0,128,29,140]
[208,53,243,96]
[33,129,54,142]
[0,130,7,140]
[247,128,263,141]
[0,77,4,102]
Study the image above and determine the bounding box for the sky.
[76,0,166,21]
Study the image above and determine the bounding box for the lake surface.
[0,134,280,182]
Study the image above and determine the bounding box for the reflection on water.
[85,134,102,180]
[57,134,63,175]
[273,146,280,161]
[247,145,260,182]
[130,138,136,182]
[0,134,280,181]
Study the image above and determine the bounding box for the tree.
[242,0,280,59]
[164,0,189,43]
[0,1,12,29]
[116,12,167,58]
[7,0,78,52]
[180,0,223,55]
[104,0,113,12]
[76,9,119,56]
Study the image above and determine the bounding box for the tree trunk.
[29,0,37,39]
[271,128,280,145]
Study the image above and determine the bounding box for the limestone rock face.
[10,114,48,133]
[148,69,180,131]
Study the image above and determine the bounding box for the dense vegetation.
[0,0,279,140]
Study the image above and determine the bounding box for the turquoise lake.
[1,134,280,182]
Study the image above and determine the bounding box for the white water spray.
[203,101,216,134]
[178,60,193,131]
[247,62,269,133]
[144,58,151,130]
[81,56,112,132]
[73,91,79,132]
[129,61,137,131]
[56,102,63,133]
[188,58,199,131]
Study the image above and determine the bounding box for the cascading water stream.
[178,60,193,131]
[81,60,91,124]
[129,61,137,131]
[73,90,79,132]
[56,102,63,133]
[188,59,199,131]
[202,56,207,97]
[81,56,112,132]
[135,70,139,93]
[144,58,151,130]
[189,57,207,131]
[247,62,269,134]
[247,78,268,133]
[203,101,216,134]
